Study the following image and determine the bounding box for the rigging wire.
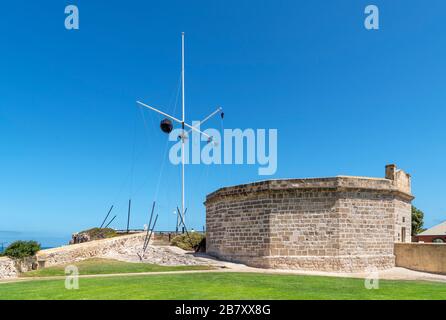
[129,107,138,198]
[193,111,225,230]
[155,73,182,200]
[100,71,183,231]
[219,113,233,187]
[133,73,182,202]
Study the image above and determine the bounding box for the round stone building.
[205,165,413,272]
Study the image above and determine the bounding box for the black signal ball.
[160,118,173,134]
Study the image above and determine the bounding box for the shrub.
[4,241,41,259]
[79,228,117,241]
[171,233,205,251]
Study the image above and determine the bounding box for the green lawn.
[1,272,445,300]
[21,258,213,277]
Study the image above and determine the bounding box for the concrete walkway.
[242,266,446,283]
[1,253,446,285]
[191,253,446,283]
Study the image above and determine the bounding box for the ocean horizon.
[0,231,71,251]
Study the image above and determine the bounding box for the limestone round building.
[205,165,413,272]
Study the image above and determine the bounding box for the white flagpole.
[181,32,186,230]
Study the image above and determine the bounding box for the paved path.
[191,253,446,283]
[1,254,446,285]
[244,266,446,283]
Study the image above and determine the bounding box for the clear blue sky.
[1,0,445,240]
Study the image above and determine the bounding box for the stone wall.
[395,243,446,274]
[394,199,412,243]
[0,257,19,279]
[0,233,149,279]
[0,256,37,279]
[0,233,151,279]
[206,165,413,272]
[37,232,148,267]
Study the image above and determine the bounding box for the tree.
[411,206,425,236]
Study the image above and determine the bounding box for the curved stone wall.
[205,168,413,272]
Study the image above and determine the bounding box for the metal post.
[100,205,114,229]
[104,215,117,229]
[127,199,131,233]
[143,202,156,250]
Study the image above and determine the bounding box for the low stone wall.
[0,233,150,279]
[0,257,19,279]
[37,232,148,267]
[0,256,37,279]
[395,243,446,274]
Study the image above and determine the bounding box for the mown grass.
[21,258,213,277]
[1,272,445,300]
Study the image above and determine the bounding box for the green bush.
[4,241,41,259]
[171,233,205,251]
[80,228,117,240]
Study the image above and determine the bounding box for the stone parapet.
[206,176,413,204]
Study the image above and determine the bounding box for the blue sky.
[1,1,446,243]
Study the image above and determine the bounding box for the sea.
[0,231,70,253]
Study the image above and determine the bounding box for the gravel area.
[100,244,220,266]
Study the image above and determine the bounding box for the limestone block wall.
[0,256,37,279]
[0,233,149,279]
[0,257,19,279]
[206,166,413,272]
[395,243,446,274]
[394,199,412,243]
[37,232,148,267]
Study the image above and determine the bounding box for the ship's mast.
[137,33,222,233]
[181,32,186,230]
